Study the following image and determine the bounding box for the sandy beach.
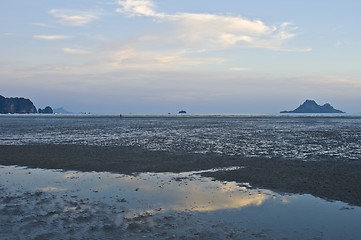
[1,144,361,207]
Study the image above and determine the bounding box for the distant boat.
[179,110,187,114]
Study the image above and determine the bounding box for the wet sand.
[2,165,361,240]
[1,144,361,206]
[0,167,270,240]
[203,158,361,207]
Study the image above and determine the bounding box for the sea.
[1,113,361,162]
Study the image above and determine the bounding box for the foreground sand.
[3,165,361,240]
[1,144,361,206]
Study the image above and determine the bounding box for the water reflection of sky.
[1,165,361,239]
[1,166,269,212]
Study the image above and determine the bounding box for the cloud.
[50,9,101,26]
[36,0,309,73]
[103,47,225,70]
[116,0,164,17]
[25,1,310,75]
[33,35,70,40]
[32,22,54,28]
[116,0,305,52]
[62,48,90,55]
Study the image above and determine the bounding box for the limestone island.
[0,95,37,114]
[281,100,345,113]
[0,95,53,114]
[38,106,53,114]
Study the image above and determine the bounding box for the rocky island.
[281,100,345,113]
[38,106,53,114]
[0,95,37,114]
[0,95,53,114]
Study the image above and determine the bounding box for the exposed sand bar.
[1,144,361,206]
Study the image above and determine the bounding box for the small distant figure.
[119,114,122,118]
[179,110,187,114]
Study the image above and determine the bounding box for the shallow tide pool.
[1,165,361,239]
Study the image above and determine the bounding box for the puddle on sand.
[1,165,361,239]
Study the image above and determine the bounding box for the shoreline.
[1,144,361,206]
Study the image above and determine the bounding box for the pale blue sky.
[1,0,361,113]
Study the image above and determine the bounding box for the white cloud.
[27,1,309,74]
[107,47,225,69]
[50,9,101,26]
[116,0,304,51]
[33,35,70,40]
[62,48,90,55]
[116,0,164,17]
[32,22,54,28]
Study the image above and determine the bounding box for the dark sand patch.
[202,158,361,207]
[0,144,236,173]
[1,144,361,206]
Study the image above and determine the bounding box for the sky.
[1,0,361,114]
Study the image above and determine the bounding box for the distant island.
[38,106,53,114]
[53,107,72,114]
[281,100,345,113]
[179,110,187,114]
[0,95,53,114]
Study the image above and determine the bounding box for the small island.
[281,100,345,113]
[38,106,53,114]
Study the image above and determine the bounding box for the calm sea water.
[1,114,361,161]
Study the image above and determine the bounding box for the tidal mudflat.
[1,165,361,240]
[1,115,361,239]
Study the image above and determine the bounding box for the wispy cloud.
[116,0,306,52]
[116,0,163,17]
[33,35,70,40]
[50,9,101,26]
[107,47,225,69]
[28,1,310,73]
[62,48,90,55]
[32,22,54,28]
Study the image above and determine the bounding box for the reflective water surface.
[1,165,361,239]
